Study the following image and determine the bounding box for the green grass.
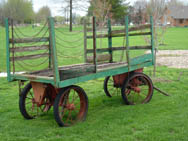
[0,67,188,140]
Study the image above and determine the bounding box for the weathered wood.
[59,65,95,80]
[86,46,152,54]
[87,32,151,39]
[9,37,49,43]
[130,54,152,66]
[84,19,87,63]
[86,54,111,63]
[10,45,49,52]
[93,17,97,72]
[10,53,49,61]
[87,28,92,32]
[111,24,151,34]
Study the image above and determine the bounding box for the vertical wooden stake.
[48,17,60,87]
[93,17,97,72]
[5,18,11,82]
[48,20,52,69]
[84,19,87,63]
[150,16,156,76]
[125,16,130,71]
[108,19,113,63]
[11,19,15,74]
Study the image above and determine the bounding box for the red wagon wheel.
[19,83,51,119]
[104,76,121,97]
[53,85,88,127]
[121,73,153,105]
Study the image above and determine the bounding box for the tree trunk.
[70,0,72,32]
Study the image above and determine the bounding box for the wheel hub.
[132,87,141,93]
[66,104,75,110]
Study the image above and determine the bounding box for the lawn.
[0,24,188,140]
[0,67,188,140]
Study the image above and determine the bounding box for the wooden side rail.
[10,45,49,53]
[86,54,111,63]
[10,53,49,61]
[112,24,151,34]
[9,37,49,44]
[87,32,151,39]
[86,46,152,54]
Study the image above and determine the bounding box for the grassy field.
[0,24,188,140]
[0,67,188,140]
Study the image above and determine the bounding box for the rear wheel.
[104,76,121,97]
[53,85,88,127]
[121,73,153,105]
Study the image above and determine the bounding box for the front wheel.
[121,73,153,105]
[19,83,51,119]
[53,85,88,127]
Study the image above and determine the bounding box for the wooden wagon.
[5,16,155,127]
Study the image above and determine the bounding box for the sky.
[33,0,188,17]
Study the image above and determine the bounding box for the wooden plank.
[48,17,60,87]
[58,61,153,87]
[129,32,151,36]
[86,46,152,54]
[130,54,152,66]
[59,65,95,80]
[93,17,97,72]
[5,18,12,82]
[111,24,151,34]
[84,19,87,63]
[10,53,49,61]
[108,19,113,62]
[9,37,49,43]
[10,45,49,52]
[87,32,151,39]
[86,54,111,63]
[87,28,92,32]
[125,16,130,71]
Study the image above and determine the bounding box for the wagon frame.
[5,16,155,126]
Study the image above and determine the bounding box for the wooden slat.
[59,64,95,80]
[129,32,151,36]
[86,54,111,63]
[10,45,49,53]
[87,32,151,39]
[10,53,49,61]
[86,46,152,54]
[87,28,92,32]
[9,37,49,43]
[111,24,151,34]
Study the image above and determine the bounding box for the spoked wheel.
[19,83,51,119]
[53,85,88,127]
[104,76,121,97]
[121,73,153,105]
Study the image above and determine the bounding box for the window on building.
[179,19,184,24]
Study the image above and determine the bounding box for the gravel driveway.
[155,50,188,69]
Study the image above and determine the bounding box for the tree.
[36,6,51,23]
[167,0,184,7]
[146,0,168,76]
[55,0,89,31]
[88,0,112,26]
[3,0,34,23]
[88,0,128,23]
